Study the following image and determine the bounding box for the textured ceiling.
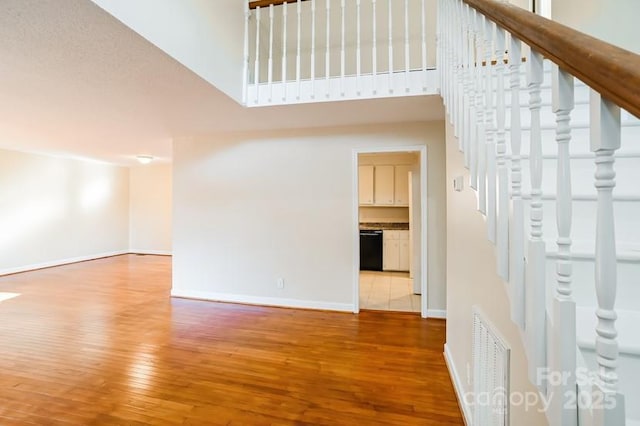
[0,0,444,165]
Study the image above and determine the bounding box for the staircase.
[439,0,640,425]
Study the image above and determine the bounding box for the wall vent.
[472,307,511,426]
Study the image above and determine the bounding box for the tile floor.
[359,271,421,313]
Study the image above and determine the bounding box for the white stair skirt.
[247,69,439,107]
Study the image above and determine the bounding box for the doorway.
[352,146,428,317]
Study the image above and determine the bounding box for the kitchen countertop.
[359,222,410,231]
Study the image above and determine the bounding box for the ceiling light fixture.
[136,155,154,165]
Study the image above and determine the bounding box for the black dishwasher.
[359,230,383,271]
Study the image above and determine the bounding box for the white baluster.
[444,0,451,104]
[421,0,427,91]
[268,4,274,102]
[476,14,488,214]
[470,8,482,191]
[550,66,577,426]
[495,26,509,280]
[528,52,544,249]
[242,1,250,105]
[485,19,497,243]
[357,0,362,95]
[459,3,468,153]
[341,0,346,96]
[404,0,410,92]
[437,0,444,104]
[455,0,464,141]
[325,0,330,97]
[465,5,476,169]
[462,4,472,164]
[388,0,393,93]
[452,0,462,135]
[296,0,301,100]
[282,2,288,101]
[311,0,316,98]
[469,9,479,187]
[525,50,546,391]
[509,35,524,329]
[442,0,450,114]
[254,6,261,104]
[590,91,626,425]
[450,0,458,123]
[442,0,460,121]
[372,0,378,95]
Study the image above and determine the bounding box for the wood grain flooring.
[0,254,463,425]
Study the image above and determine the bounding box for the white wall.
[0,149,129,275]
[552,0,640,53]
[444,122,549,425]
[172,121,446,312]
[129,164,172,254]
[91,0,245,102]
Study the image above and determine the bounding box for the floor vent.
[472,307,511,426]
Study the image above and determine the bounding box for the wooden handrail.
[464,0,640,118]
[249,0,309,9]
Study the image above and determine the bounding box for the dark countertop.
[359,222,410,231]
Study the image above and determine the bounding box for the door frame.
[351,145,428,318]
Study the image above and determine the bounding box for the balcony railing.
[242,0,439,106]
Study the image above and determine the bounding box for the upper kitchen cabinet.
[358,165,374,205]
[373,165,395,206]
[394,165,411,206]
[358,164,412,207]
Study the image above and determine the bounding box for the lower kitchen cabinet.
[382,230,410,272]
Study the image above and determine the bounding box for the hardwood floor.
[0,255,463,425]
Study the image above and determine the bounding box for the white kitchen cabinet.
[383,240,399,271]
[359,164,412,207]
[383,230,410,272]
[358,165,374,205]
[399,239,410,271]
[394,165,411,206]
[374,165,395,206]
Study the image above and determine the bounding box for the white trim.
[0,250,129,276]
[420,145,428,318]
[444,343,473,426]
[247,69,439,107]
[352,150,361,314]
[129,249,173,256]
[171,289,354,312]
[351,145,429,317]
[427,309,447,319]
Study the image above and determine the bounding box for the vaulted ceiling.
[0,0,444,165]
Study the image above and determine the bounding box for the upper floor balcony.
[243,0,440,106]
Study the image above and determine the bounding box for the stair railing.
[439,0,640,424]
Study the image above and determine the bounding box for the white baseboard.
[0,250,129,276]
[444,343,473,426]
[129,249,172,256]
[171,288,353,313]
[427,309,447,319]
